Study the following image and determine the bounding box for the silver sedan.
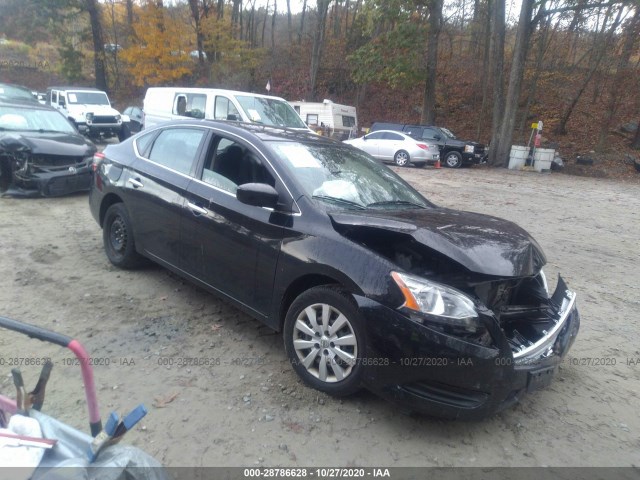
[344,130,440,167]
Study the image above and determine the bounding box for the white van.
[289,99,357,140]
[143,87,311,132]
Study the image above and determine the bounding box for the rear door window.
[147,127,207,175]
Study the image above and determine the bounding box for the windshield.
[0,105,77,133]
[440,127,456,139]
[67,91,110,105]
[235,95,307,129]
[269,142,431,210]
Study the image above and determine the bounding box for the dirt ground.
[0,165,639,468]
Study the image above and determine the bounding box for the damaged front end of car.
[0,134,96,197]
[331,209,580,418]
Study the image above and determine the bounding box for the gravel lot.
[1,166,639,467]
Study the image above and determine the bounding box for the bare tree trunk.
[271,0,277,50]
[333,0,341,38]
[421,0,443,125]
[517,13,552,140]
[493,0,535,167]
[309,0,330,99]
[85,0,107,91]
[232,0,242,38]
[188,0,205,67]
[487,0,505,165]
[285,0,293,43]
[261,0,269,48]
[476,0,492,140]
[126,0,134,36]
[217,0,224,20]
[298,0,307,45]
[596,7,640,151]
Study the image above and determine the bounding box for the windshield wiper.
[312,195,366,210]
[366,200,426,209]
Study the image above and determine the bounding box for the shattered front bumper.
[355,279,580,419]
[12,163,93,197]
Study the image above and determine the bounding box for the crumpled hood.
[329,207,546,277]
[0,131,96,156]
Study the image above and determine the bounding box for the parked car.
[0,98,97,196]
[0,83,39,103]
[344,130,440,167]
[123,106,144,134]
[46,86,130,141]
[370,122,487,168]
[89,120,579,419]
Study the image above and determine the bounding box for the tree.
[421,0,443,125]
[85,0,108,91]
[487,0,505,165]
[119,2,193,86]
[309,0,331,99]
[492,0,535,167]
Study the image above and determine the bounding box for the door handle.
[128,178,144,189]
[187,202,208,216]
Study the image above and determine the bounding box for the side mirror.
[59,99,66,107]
[227,114,239,121]
[236,183,279,209]
[434,134,442,141]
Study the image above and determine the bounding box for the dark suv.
[370,122,487,168]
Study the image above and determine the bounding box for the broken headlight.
[391,271,480,331]
[539,268,549,295]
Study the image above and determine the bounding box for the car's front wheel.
[444,151,463,168]
[394,150,410,167]
[284,286,365,396]
[103,203,143,269]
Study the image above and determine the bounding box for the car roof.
[146,119,339,147]
[47,86,104,92]
[369,130,413,137]
[0,97,58,111]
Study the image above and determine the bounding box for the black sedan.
[0,98,97,196]
[89,120,580,419]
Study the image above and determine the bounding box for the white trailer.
[289,99,357,140]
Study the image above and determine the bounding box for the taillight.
[417,143,429,150]
[92,152,105,172]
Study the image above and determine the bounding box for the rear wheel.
[394,150,410,167]
[284,286,365,396]
[103,203,143,269]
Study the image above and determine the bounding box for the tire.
[284,286,365,396]
[103,203,143,269]
[394,150,410,167]
[444,151,463,168]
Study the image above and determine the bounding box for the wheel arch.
[99,193,124,227]
[278,274,349,332]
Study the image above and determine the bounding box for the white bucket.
[534,148,554,172]
[509,146,529,170]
